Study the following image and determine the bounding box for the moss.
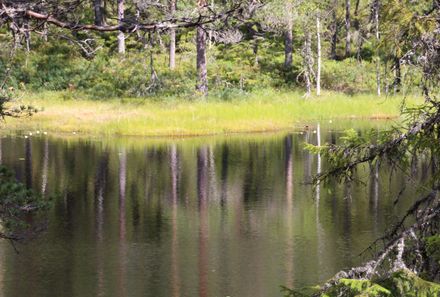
[284,270,440,297]
[378,270,440,297]
[323,279,391,297]
[425,235,440,263]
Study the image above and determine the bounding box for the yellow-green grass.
[1,89,422,137]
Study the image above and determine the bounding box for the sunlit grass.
[1,89,422,136]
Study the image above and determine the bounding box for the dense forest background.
[0,0,432,99]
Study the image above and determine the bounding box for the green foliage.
[425,236,440,264]
[0,166,50,239]
[2,34,417,100]
[321,59,378,95]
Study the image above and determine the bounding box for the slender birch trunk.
[117,0,125,55]
[169,0,176,69]
[374,0,381,96]
[303,30,312,98]
[316,15,322,96]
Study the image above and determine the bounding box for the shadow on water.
[0,122,425,297]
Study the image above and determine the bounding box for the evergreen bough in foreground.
[284,3,440,295]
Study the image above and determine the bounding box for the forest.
[0,0,430,100]
[0,0,439,297]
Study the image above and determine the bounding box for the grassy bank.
[1,90,421,136]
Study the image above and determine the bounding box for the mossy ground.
[284,270,440,297]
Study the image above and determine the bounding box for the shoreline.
[1,90,418,137]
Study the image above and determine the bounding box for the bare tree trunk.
[253,37,259,66]
[24,18,30,52]
[394,56,401,94]
[284,5,293,68]
[374,0,381,96]
[345,0,351,58]
[303,30,312,98]
[169,0,176,69]
[354,0,363,59]
[195,0,208,95]
[316,15,322,96]
[94,0,105,26]
[196,26,208,95]
[117,0,125,55]
[330,0,339,60]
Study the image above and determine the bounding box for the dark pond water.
[0,123,422,297]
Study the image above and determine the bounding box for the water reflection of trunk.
[284,135,294,287]
[208,146,217,201]
[197,146,209,297]
[342,182,353,267]
[220,144,229,208]
[304,130,312,184]
[118,149,127,297]
[315,124,325,280]
[25,137,32,188]
[170,145,181,297]
[0,137,2,164]
[95,153,109,297]
[144,149,151,202]
[41,138,49,195]
[369,160,379,236]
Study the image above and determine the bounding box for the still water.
[0,123,420,297]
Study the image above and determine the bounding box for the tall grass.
[1,90,421,136]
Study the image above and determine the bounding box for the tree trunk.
[345,0,351,58]
[93,0,105,26]
[169,0,176,69]
[354,0,362,59]
[353,0,360,31]
[196,0,208,96]
[117,0,125,54]
[394,56,401,94]
[374,0,381,96]
[253,37,259,66]
[330,0,338,60]
[284,5,293,68]
[196,25,208,96]
[24,18,31,52]
[303,30,312,98]
[316,15,322,96]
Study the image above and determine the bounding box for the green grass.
[1,89,422,137]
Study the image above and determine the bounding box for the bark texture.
[117,0,125,54]
[330,0,339,60]
[316,15,322,96]
[93,0,105,26]
[284,4,293,68]
[345,0,351,58]
[196,25,208,96]
[169,0,176,69]
[196,0,208,96]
